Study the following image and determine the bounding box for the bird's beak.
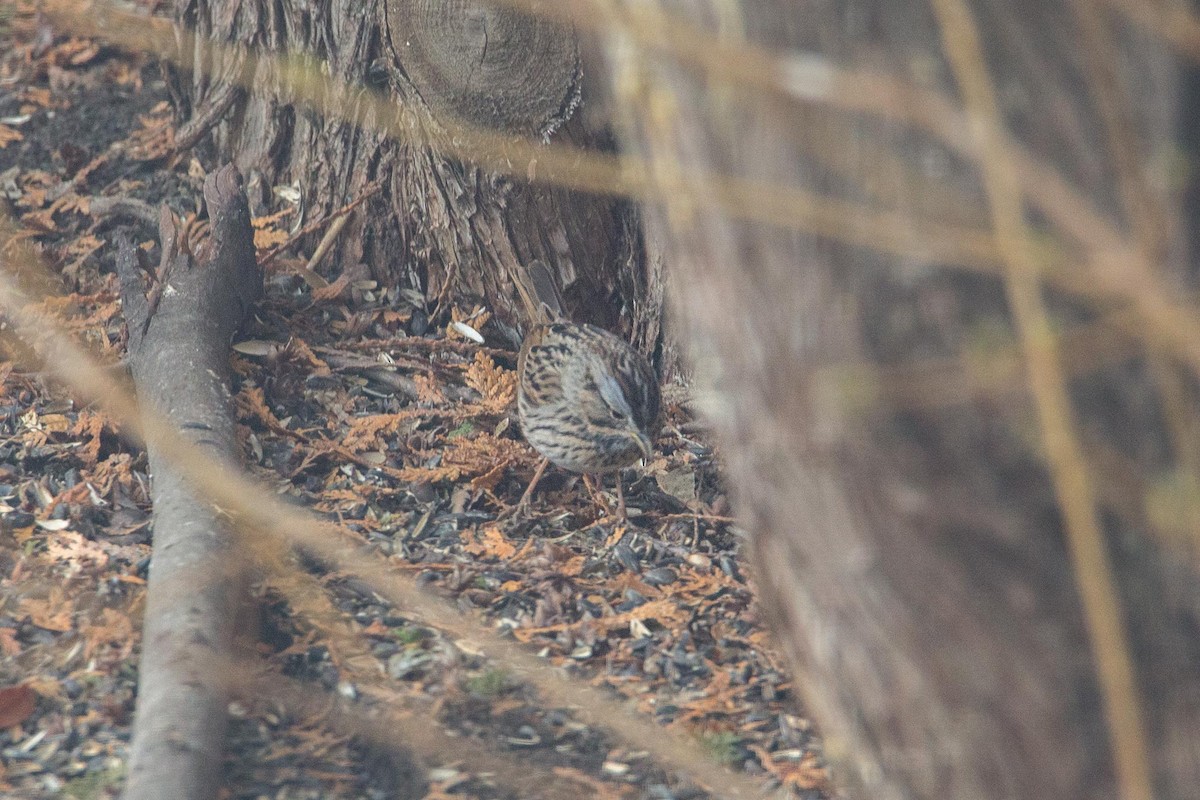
[633,430,653,462]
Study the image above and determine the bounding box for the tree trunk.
[608,1,1200,799]
[169,0,663,357]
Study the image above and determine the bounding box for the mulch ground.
[0,5,827,799]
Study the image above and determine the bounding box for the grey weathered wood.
[118,166,260,800]
[384,0,580,138]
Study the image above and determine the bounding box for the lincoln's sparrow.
[514,262,660,514]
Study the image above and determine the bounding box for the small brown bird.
[515,262,660,515]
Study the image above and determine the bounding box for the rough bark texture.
[117,166,261,800]
[608,1,1200,799]
[170,0,664,362]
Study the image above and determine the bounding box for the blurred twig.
[1106,0,1200,60]
[930,2,1154,800]
[1070,0,1200,554]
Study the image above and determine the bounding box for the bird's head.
[583,359,659,466]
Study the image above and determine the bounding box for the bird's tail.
[523,260,566,324]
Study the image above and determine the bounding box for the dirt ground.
[0,5,826,799]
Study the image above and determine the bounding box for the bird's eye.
[609,407,624,421]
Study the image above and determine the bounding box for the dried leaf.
[19,592,73,633]
[655,466,697,507]
[46,531,109,573]
[0,685,36,728]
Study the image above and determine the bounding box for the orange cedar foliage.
[19,410,68,448]
[283,337,331,374]
[45,38,100,68]
[748,744,829,791]
[441,432,528,476]
[70,410,109,466]
[341,412,413,452]
[462,527,517,560]
[463,351,515,412]
[513,598,684,642]
[549,767,635,800]
[0,124,22,148]
[0,629,20,658]
[470,462,506,492]
[251,208,295,251]
[125,101,175,161]
[85,453,138,499]
[19,86,52,108]
[412,373,446,404]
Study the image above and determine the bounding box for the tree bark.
[117,166,261,800]
[607,1,1200,799]
[169,0,664,359]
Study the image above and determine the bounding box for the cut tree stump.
[169,0,666,362]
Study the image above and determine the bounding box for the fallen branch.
[116,165,262,800]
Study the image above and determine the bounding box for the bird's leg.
[505,457,549,518]
[581,474,627,521]
[581,473,611,518]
